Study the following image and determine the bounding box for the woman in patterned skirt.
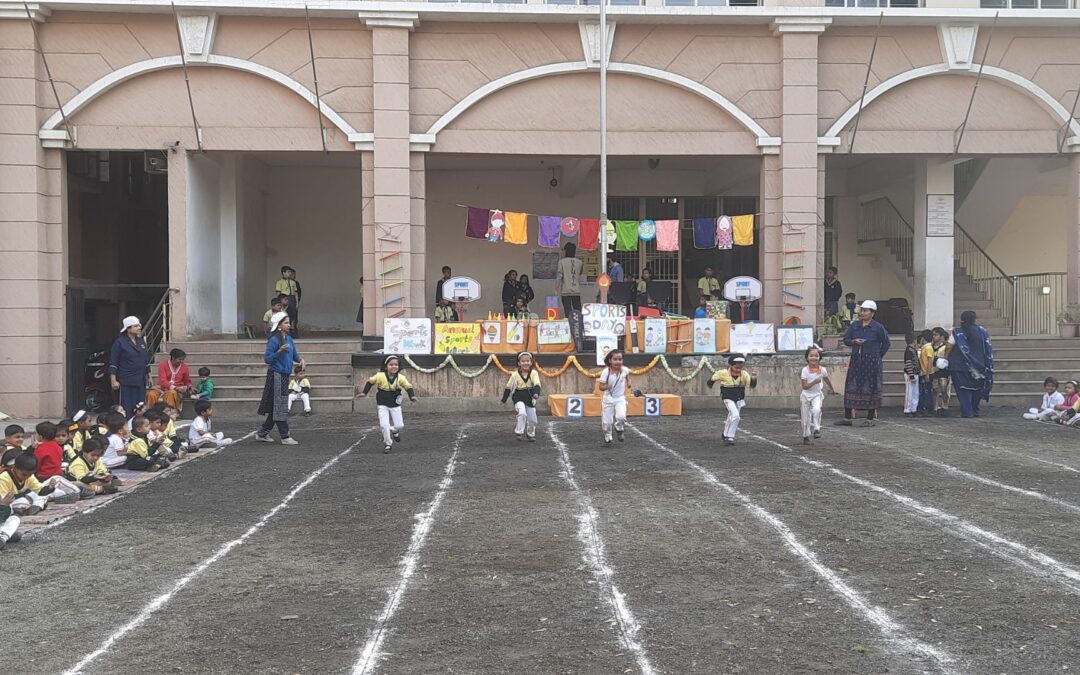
[256,312,304,445]
[835,300,891,427]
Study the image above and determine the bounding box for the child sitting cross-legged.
[1050,380,1080,423]
[288,365,313,416]
[125,416,171,472]
[101,413,130,470]
[0,452,60,515]
[189,400,232,451]
[146,411,183,460]
[0,490,21,549]
[31,421,85,502]
[1024,377,1064,421]
[65,437,120,496]
[56,419,77,467]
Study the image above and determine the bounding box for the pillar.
[167,148,189,337]
[219,154,239,334]
[0,13,65,417]
[913,159,955,329]
[1068,154,1080,308]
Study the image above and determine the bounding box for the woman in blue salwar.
[945,310,994,418]
[836,300,890,427]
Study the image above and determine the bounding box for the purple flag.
[465,207,490,239]
[538,215,562,248]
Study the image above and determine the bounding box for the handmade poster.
[537,319,572,345]
[706,300,728,319]
[644,317,668,353]
[777,325,815,352]
[693,318,715,352]
[506,320,525,344]
[729,322,776,354]
[383,318,432,355]
[595,334,618,366]
[434,323,481,354]
[481,321,502,345]
[487,210,505,242]
[582,303,628,337]
[531,251,560,280]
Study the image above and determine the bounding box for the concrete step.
[213,384,355,398]
[163,361,354,374]
[165,340,362,354]
[208,372,353,383]
[203,397,354,415]
[883,380,1049,394]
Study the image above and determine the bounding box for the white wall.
[186,154,222,335]
[264,166,364,331]
[831,196,911,308]
[240,156,269,325]
[986,195,1068,275]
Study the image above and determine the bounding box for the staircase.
[158,339,359,416]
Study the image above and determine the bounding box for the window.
[981,0,1070,6]
[825,0,920,6]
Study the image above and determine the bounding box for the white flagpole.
[599,0,608,276]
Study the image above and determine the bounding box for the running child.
[501,351,542,442]
[358,355,418,454]
[800,346,835,444]
[597,349,630,445]
[708,354,757,446]
[1024,377,1064,421]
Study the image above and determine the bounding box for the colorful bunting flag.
[732,214,754,246]
[693,218,716,249]
[466,207,490,239]
[615,220,640,251]
[579,218,600,250]
[538,215,562,248]
[656,220,680,251]
[504,211,528,245]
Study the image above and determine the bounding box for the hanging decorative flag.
[560,217,580,237]
[505,211,528,245]
[693,218,716,249]
[466,207,490,239]
[732,214,754,246]
[538,215,562,248]
[615,220,640,251]
[579,218,600,250]
[638,219,656,241]
[488,210,506,242]
[716,215,733,250]
[604,220,617,253]
[656,220,680,251]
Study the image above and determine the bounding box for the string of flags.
[463,206,755,252]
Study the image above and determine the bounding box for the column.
[1068,154,1080,307]
[361,150,377,336]
[219,154,239,334]
[913,159,955,329]
[167,148,189,337]
[0,14,65,417]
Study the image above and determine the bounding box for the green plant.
[1058,305,1080,323]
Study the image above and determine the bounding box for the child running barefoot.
[1024,377,1064,421]
[800,346,836,445]
[358,355,417,454]
[501,351,541,442]
[597,349,630,445]
[708,354,757,446]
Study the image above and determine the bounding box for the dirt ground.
[3,407,1079,674]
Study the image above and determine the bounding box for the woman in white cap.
[109,316,151,414]
[256,312,304,445]
[836,300,891,426]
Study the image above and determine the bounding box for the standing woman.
[109,316,151,414]
[501,269,519,315]
[256,312,303,445]
[946,310,994,418]
[836,300,890,426]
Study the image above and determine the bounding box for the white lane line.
[743,427,1080,596]
[28,429,259,538]
[548,426,658,675]
[352,427,467,675]
[61,430,370,675]
[885,419,1080,474]
[631,425,956,674]
[832,428,1080,516]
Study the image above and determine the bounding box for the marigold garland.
[402,353,716,381]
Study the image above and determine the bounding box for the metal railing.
[858,197,914,275]
[144,287,179,355]
[1011,273,1068,335]
[954,222,1015,332]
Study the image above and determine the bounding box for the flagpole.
[598,0,608,276]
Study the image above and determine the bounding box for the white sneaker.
[215,432,225,441]
[219,438,234,446]
[280,437,299,446]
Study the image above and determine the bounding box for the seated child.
[189,400,232,450]
[70,410,94,453]
[1024,377,1064,421]
[435,298,455,323]
[0,452,57,515]
[162,405,185,451]
[1052,380,1079,423]
[146,411,183,460]
[0,491,20,549]
[288,366,313,416]
[31,421,82,503]
[65,437,120,495]
[195,367,215,401]
[4,424,25,453]
[693,296,709,319]
[125,416,171,472]
[101,413,130,470]
[57,419,77,465]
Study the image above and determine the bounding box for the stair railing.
[858,197,914,275]
[144,287,179,355]
[954,223,1016,333]
[1010,273,1068,336]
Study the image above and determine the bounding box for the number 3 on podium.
[644,396,661,416]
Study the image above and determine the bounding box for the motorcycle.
[85,349,112,412]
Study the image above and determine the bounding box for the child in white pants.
[800,345,835,444]
[597,350,630,444]
[0,452,52,516]
[708,354,757,446]
[359,355,418,454]
[0,503,20,549]
[501,351,542,441]
[288,366,313,416]
[1023,377,1064,421]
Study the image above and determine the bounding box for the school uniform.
[918,343,935,415]
[800,365,828,439]
[72,428,91,453]
[0,470,49,513]
[102,433,128,469]
[275,277,302,336]
[710,368,755,441]
[1024,391,1064,421]
[288,377,312,413]
[189,415,228,450]
[903,345,921,414]
[697,276,721,300]
[125,433,168,471]
[363,372,415,448]
[65,454,118,494]
[930,344,951,411]
[0,508,18,546]
[598,366,630,443]
[502,369,541,439]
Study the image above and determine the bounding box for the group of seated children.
[901,328,953,417]
[1024,377,1080,425]
[0,400,232,549]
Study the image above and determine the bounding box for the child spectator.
[1051,380,1079,422]
[903,332,921,416]
[161,405,184,450]
[838,293,858,327]
[4,424,25,453]
[697,266,721,301]
[930,327,951,416]
[435,298,456,323]
[501,269,520,315]
[71,410,93,453]
[57,419,76,464]
[288,365,313,416]
[276,266,302,336]
[102,413,129,469]
[693,295,709,319]
[189,400,232,450]
[32,422,85,502]
[0,453,60,514]
[917,330,934,417]
[264,295,286,336]
[1024,377,1064,421]
[0,491,20,549]
[517,275,535,308]
[146,411,182,460]
[126,416,170,472]
[65,437,120,495]
[148,348,193,409]
[196,367,215,401]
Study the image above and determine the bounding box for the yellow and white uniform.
[0,470,49,512]
[800,365,828,439]
[503,369,541,439]
[288,377,312,413]
[710,368,754,440]
[364,372,414,447]
[597,366,630,442]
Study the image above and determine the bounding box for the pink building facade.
[3,0,1080,417]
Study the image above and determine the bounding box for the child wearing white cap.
[708,354,758,445]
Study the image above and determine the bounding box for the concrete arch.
[822,63,1080,143]
[39,54,361,139]
[422,61,780,151]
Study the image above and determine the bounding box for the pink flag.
[656,220,680,251]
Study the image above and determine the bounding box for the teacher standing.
[109,316,151,414]
[836,300,890,426]
[256,312,303,445]
[946,310,994,418]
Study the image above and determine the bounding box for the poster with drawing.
[434,323,481,354]
[644,318,667,353]
[506,320,525,344]
[729,322,776,354]
[537,320,572,345]
[582,303,628,337]
[595,334,618,366]
[481,321,502,345]
[383,318,432,354]
[693,318,715,353]
[777,326,815,352]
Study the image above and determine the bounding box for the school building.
[3,0,1080,417]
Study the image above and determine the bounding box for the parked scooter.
[84,349,111,412]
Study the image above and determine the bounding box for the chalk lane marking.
[743,427,1080,596]
[549,425,658,675]
[885,419,1080,475]
[630,424,956,674]
[351,427,467,675]
[60,430,371,675]
[832,428,1080,516]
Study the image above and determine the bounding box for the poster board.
[595,334,618,366]
[531,251,560,280]
[777,325,815,352]
[706,300,728,319]
[582,303,628,337]
[481,321,502,345]
[383,318,432,355]
[926,194,954,237]
[729,322,776,354]
[693,318,716,353]
[644,318,668,353]
[506,320,526,345]
[537,319,572,345]
[434,323,481,354]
